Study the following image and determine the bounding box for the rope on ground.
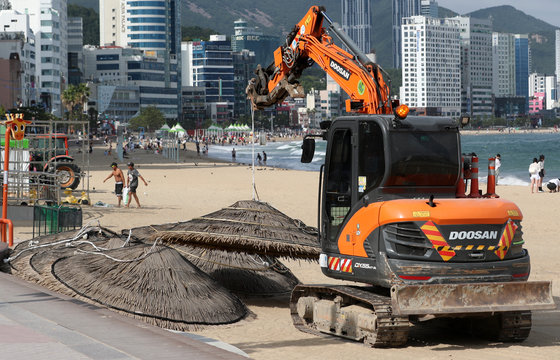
[4,220,103,263]
[75,238,160,263]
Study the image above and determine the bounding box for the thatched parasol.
[7,226,118,279]
[169,244,300,297]
[51,243,249,331]
[128,200,320,259]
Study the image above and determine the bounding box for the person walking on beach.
[495,154,501,185]
[529,158,540,193]
[538,154,545,192]
[256,152,262,165]
[125,162,148,208]
[103,162,125,207]
[232,148,236,160]
[263,151,267,164]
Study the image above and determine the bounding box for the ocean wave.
[478,175,529,186]
[277,144,294,150]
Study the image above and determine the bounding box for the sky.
[437,0,560,27]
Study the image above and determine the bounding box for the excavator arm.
[246,6,393,115]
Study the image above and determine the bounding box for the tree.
[0,0,11,10]
[129,106,165,132]
[181,26,218,41]
[67,4,99,46]
[61,84,90,122]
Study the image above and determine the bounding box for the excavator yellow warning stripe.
[434,245,509,252]
[421,221,455,262]
[494,219,517,260]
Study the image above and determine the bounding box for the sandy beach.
[11,142,560,360]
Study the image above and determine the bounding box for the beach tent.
[207,124,222,132]
[174,123,186,132]
[159,124,171,131]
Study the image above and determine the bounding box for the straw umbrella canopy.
[6,227,119,286]
[132,200,320,259]
[51,243,249,330]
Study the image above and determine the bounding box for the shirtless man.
[103,162,125,207]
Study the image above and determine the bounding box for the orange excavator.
[246,6,554,347]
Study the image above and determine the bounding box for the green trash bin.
[33,204,82,237]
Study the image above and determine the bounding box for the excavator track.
[496,311,532,342]
[470,311,532,342]
[290,285,410,347]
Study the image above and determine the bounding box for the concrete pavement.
[0,271,248,359]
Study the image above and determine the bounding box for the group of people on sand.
[103,162,148,207]
[528,154,557,193]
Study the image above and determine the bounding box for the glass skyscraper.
[392,0,421,68]
[341,0,372,54]
[514,35,529,107]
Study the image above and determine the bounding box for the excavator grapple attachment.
[390,281,555,316]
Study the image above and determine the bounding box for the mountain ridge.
[68,0,558,72]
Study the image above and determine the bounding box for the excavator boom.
[246,6,392,114]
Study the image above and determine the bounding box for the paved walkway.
[0,271,248,359]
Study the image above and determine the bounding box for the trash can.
[33,204,82,237]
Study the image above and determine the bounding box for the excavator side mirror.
[301,137,316,163]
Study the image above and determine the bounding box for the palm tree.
[61,86,77,121]
[61,84,90,121]
[75,83,90,117]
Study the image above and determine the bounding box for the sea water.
[209,131,560,186]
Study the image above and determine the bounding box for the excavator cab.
[305,115,462,253]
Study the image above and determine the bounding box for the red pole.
[456,156,466,198]
[2,126,10,244]
[484,157,499,198]
[468,155,481,198]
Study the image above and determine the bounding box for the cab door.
[322,122,357,253]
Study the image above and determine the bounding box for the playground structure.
[1,119,91,207]
[0,117,91,246]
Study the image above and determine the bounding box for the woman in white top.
[529,158,540,193]
[537,154,545,192]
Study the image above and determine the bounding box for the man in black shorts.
[125,162,148,208]
[103,162,125,207]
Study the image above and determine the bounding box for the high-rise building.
[99,0,181,121]
[99,0,125,47]
[514,34,530,106]
[182,35,234,124]
[12,0,67,117]
[231,19,280,67]
[556,30,560,96]
[319,80,343,120]
[529,73,557,110]
[341,0,372,54]
[454,17,493,116]
[420,0,438,17]
[83,46,179,122]
[492,32,516,97]
[181,86,206,129]
[68,17,83,85]
[400,16,461,117]
[0,9,36,107]
[232,49,256,120]
[392,0,421,68]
